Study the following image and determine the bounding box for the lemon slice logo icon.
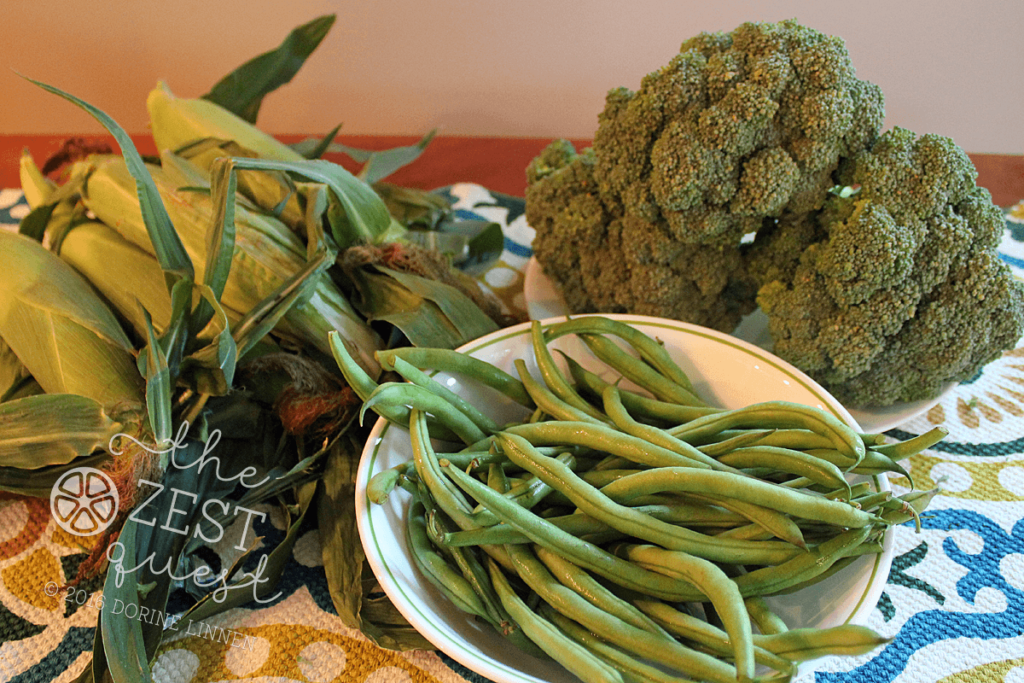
[50,467,120,536]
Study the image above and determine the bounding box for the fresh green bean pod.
[515,358,607,425]
[753,624,891,661]
[544,608,700,683]
[602,385,736,471]
[598,467,878,529]
[505,544,742,683]
[871,426,949,459]
[405,500,490,621]
[697,429,776,456]
[667,402,865,464]
[497,432,803,565]
[529,320,610,421]
[579,333,706,406]
[544,316,699,395]
[363,382,487,445]
[533,546,670,637]
[486,560,626,683]
[563,353,721,424]
[440,461,709,601]
[716,445,850,493]
[504,421,713,470]
[744,596,789,635]
[378,352,501,433]
[376,346,533,407]
[635,600,795,676]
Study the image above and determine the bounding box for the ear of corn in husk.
[0,393,123,468]
[148,81,306,228]
[0,232,145,414]
[80,154,382,375]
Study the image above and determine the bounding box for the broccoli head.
[526,19,1024,406]
[754,128,1024,406]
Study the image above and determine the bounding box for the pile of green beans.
[334,317,944,683]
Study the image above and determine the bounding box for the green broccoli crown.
[525,20,1024,406]
[755,128,1024,406]
[593,19,884,246]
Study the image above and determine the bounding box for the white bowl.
[523,256,954,433]
[357,315,894,683]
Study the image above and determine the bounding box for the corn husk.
[0,394,122,468]
[0,232,144,412]
[148,81,306,227]
[81,154,381,374]
[60,221,176,338]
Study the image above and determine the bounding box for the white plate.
[357,315,894,683]
[524,256,954,433]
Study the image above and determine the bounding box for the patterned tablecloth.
[1,183,1023,683]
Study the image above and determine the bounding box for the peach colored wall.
[0,0,1020,153]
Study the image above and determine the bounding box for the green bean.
[471,453,577,527]
[444,501,750,547]
[440,461,708,601]
[871,426,949,459]
[598,466,878,529]
[655,490,806,548]
[732,525,876,596]
[533,546,670,637]
[330,332,460,441]
[377,346,533,407]
[582,543,757,681]
[363,382,487,445]
[497,432,803,565]
[515,358,606,425]
[743,596,789,635]
[711,428,850,453]
[486,560,626,683]
[579,333,706,406]
[544,316,699,395]
[753,624,890,661]
[529,320,610,422]
[405,500,490,621]
[505,543,742,683]
[425,508,512,631]
[697,429,776,456]
[635,600,795,676]
[377,352,501,433]
[563,353,721,424]
[667,401,865,464]
[504,421,713,470]
[716,445,850,494]
[544,608,700,683]
[366,467,403,505]
[602,385,736,471]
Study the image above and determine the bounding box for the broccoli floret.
[756,128,1024,406]
[526,19,1024,405]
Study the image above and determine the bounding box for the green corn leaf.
[100,520,153,683]
[181,285,238,395]
[374,183,451,229]
[189,156,239,334]
[141,308,173,450]
[348,129,437,185]
[22,74,194,287]
[293,123,343,160]
[317,433,364,628]
[202,14,336,124]
[382,267,498,341]
[228,157,392,248]
[0,394,121,469]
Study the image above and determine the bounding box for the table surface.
[1,135,1023,683]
